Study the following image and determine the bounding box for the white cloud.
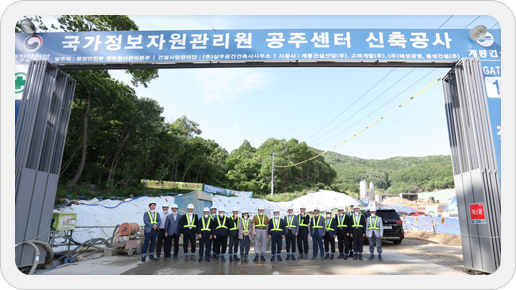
[194,69,269,103]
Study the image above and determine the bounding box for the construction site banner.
[15,29,500,65]
[141,180,203,190]
[203,184,227,195]
[226,189,253,198]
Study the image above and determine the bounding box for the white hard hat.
[162,203,170,207]
[353,205,361,210]
[287,206,293,211]
[211,205,217,210]
[187,204,194,209]
[233,207,239,212]
[326,208,332,212]
[273,209,280,213]
[171,204,178,209]
[338,206,345,211]
[243,209,249,214]
[369,207,377,212]
[314,207,320,211]
[219,207,225,212]
[300,205,306,209]
[258,205,265,210]
[149,200,156,206]
[203,207,210,212]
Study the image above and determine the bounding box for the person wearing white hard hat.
[209,205,218,259]
[297,205,310,260]
[252,205,269,262]
[180,203,199,262]
[346,203,356,257]
[141,200,161,262]
[238,209,253,262]
[350,204,366,260]
[198,207,215,262]
[164,204,181,260]
[156,203,170,260]
[284,206,299,261]
[228,207,241,262]
[335,206,351,260]
[310,207,325,260]
[268,209,286,261]
[213,207,231,261]
[366,207,384,261]
[323,209,337,260]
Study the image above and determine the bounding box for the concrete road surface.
[40,239,465,275]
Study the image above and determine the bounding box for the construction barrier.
[402,215,460,235]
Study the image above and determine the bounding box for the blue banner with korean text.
[481,60,501,180]
[15,29,500,64]
[203,184,227,195]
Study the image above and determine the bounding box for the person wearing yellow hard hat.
[180,203,199,262]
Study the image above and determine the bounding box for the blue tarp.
[445,195,458,212]
[403,216,460,235]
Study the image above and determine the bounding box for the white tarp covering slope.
[54,190,359,249]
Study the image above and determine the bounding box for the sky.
[73,15,500,159]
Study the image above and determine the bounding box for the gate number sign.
[469,203,486,224]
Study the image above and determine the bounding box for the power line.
[303,68,397,143]
[312,68,438,148]
[438,15,454,28]
[308,68,416,146]
[464,15,481,28]
[276,74,446,168]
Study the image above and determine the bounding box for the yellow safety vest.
[242,218,250,233]
[286,215,296,228]
[368,216,380,230]
[256,215,266,227]
[271,218,282,231]
[147,211,158,224]
[184,214,197,228]
[326,217,334,231]
[230,216,240,231]
[298,214,308,227]
[312,216,323,228]
[352,214,363,228]
[216,215,228,230]
[201,217,211,231]
[337,215,348,228]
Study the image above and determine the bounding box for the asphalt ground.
[40,238,465,275]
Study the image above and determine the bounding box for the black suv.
[362,208,404,244]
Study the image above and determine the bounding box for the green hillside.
[312,149,454,195]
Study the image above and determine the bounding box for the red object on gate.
[469,203,486,220]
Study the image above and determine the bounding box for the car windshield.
[377,210,400,220]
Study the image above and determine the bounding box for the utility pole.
[270,153,278,197]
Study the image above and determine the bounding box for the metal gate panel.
[442,58,501,273]
[15,60,76,268]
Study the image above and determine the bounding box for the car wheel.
[393,240,402,245]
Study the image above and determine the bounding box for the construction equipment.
[112,222,143,256]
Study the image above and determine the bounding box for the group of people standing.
[141,200,384,263]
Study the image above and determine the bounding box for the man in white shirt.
[156,203,170,259]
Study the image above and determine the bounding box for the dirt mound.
[404,229,462,246]
[381,196,413,205]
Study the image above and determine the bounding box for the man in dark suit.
[180,203,199,262]
[164,204,182,260]
[198,207,215,262]
[268,209,286,261]
[141,200,161,262]
[349,205,367,260]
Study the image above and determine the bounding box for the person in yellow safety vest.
[297,205,310,260]
[335,206,351,260]
[213,207,231,262]
[310,207,326,260]
[366,207,384,261]
[238,209,253,262]
[349,204,366,260]
[268,209,286,261]
[198,207,215,262]
[179,203,199,262]
[284,206,299,261]
[323,209,337,260]
[252,205,269,262]
[346,203,356,258]
[141,200,161,262]
[228,207,241,262]
[209,205,217,259]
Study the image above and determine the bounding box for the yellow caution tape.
[276,75,445,168]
